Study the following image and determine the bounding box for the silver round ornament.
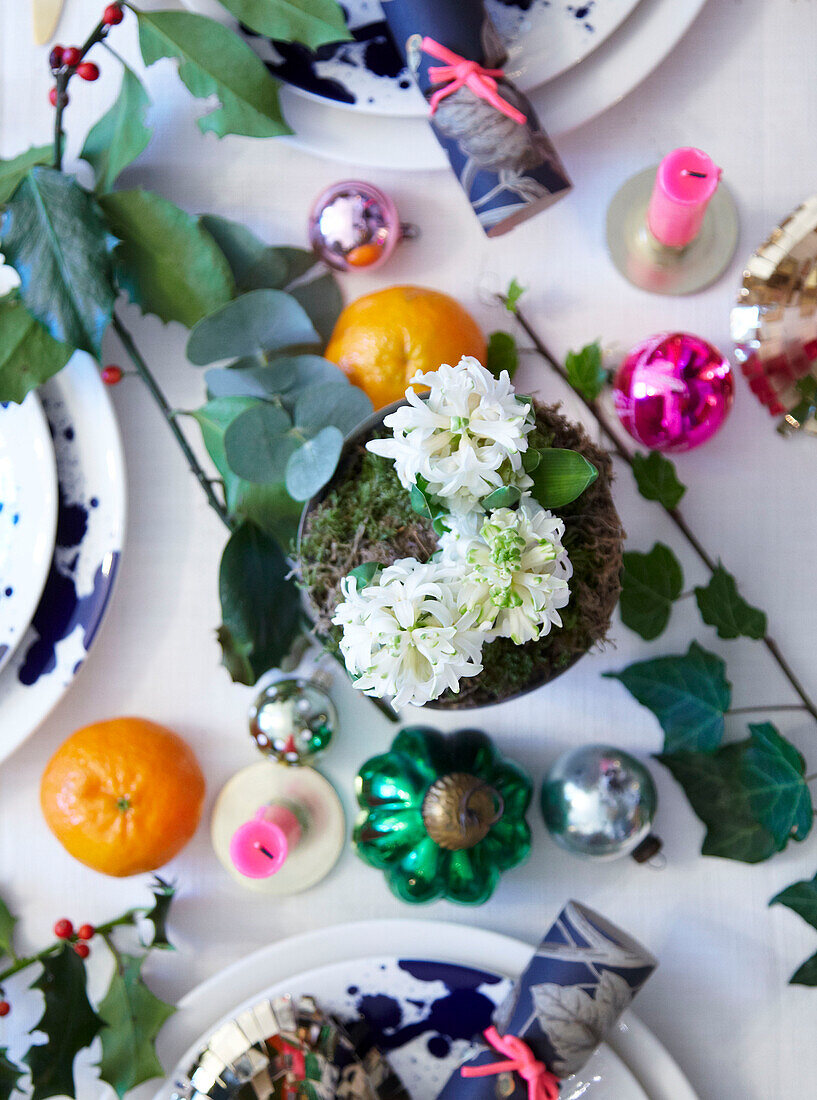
[308,180,415,272]
[248,677,337,766]
[540,744,661,862]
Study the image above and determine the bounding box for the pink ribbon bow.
[421,37,527,126]
[461,1026,560,1100]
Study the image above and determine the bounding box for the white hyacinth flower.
[366,356,534,514]
[332,557,484,708]
[459,497,572,644]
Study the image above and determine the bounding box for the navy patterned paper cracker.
[381,0,572,237]
[437,901,657,1097]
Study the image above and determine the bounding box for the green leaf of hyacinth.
[187,289,319,364]
[0,146,52,205]
[80,63,151,193]
[98,952,175,1098]
[486,331,518,380]
[0,292,74,404]
[694,563,768,641]
[218,519,303,684]
[25,944,103,1100]
[223,402,294,483]
[631,450,686,510]
[214,0,350,49]
[0,168,115,356]
[205,355,343,405]
[620,542,684,641]
[522,448,541,473]
[482,485,522,511]
[347,562,380,589]
[504,277,525,311]
[142,877,175,950]
[565,341,608,402]
[528,448,598,509]
[605,641,730,753]
[135,9,291,139]
[293,379,372,436]
[286,425,344,500]
[0,1049,23,1100]
[409,477,449,535]
[0,895,16,960]
[100,190,234,328]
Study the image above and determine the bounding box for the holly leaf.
[694,563,767,641]
[565,342,608,401]
[742,722,812,847]
[25,944,103,1100]
[80,62,151,193]
[605,641,731,752]
[486,331,518,380]
[504,278,525,311]
[98,953,175,1098]
[0,895,16,960]
[631,451,686,510]
[620,542,684,640]
[0,146,52,205]
[0,292,74,404]
[135,9,291,139]
[0,167,115,357]
[143,877,175,950]
[215,0,350,48]
[771,872,817,931]
[0,1050,23,1100]
[528,448,598,509]
[218,520,303,684]
[187,289,319,364]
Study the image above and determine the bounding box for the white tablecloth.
[3,1,817,1096]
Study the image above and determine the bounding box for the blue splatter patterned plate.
[0,353,126,763]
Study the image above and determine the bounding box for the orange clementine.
[41,717,205,878]
[325,285,487,410]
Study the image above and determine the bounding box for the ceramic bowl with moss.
[298,399,624,709]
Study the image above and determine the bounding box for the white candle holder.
[606,165,739,296]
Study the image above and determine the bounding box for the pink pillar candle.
[646,148,722,248]
[229,803,302,879]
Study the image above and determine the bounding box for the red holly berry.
[77,923,96,941]
[0,1001,10,1017]
[49,45,64,70]
[62,46,81,67]
[74,942,90,959]
[77,62,100,81]
[49,87,58,106]
[101,365,123,386]
[103,4,124,25]
[54,918,74,939]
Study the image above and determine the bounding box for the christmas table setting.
[2,0,817,1098]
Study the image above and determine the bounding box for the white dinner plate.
[0,394,58,675]
[155,920,698,1100]
[0,353,126,764]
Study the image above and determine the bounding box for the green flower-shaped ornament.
[353,726,532,905]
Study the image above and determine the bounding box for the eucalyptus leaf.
[214,0,350,48]
[289,270,343,343]
[528,448,598,509]
[285,425,344,500]
[605,641,731,753]
[218,520,302,684]
[100,190,234,328]
[486,330,518,380]
[135,9,291,139]
[187,289,319,364]
[620,542,684,640]
[0,292,73,404]
[294,379,372,436]
[347,562,380,589]
[199,214,281,289]
[631,450,686,510]
[206,355,343,404]
[223,402,293,483]
[565,341,608,401]
[482,485,522,510]
[0,145,52,205]
[694,563,767,640]
[0,167,114,356]
[80,63,151,193]
[0,895,16,959]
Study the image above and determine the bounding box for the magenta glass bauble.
[308,180,402,272]
[613,332,734,452]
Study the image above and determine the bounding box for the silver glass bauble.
[308,180,414,272]
[248,677,336,766]
[541,744,661,862]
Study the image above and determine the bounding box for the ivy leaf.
[135,9,291,139]
[100,190,234,328]
[218,520,303,684]
[293,380,372,437]
[482,485,522,510]
[143,877,175,950]
[285,425,344,501]
[25,944,103,1100]
[0,895,16,959]
[205,355,342,405]
[0,146,52,205]
[214,0,350,49]
[347,562,380,589]
[694,563,767,640]
[223,402,293,483]
[605,640,730,752]
[631,450,686,510]
[187,289,319,364]
[0,292,73,404]
[80,63,151,193]
[528,448,598,509]
[486,331,518,380]
[565,341,608,401]
[771,872,817,931]
[504,277,525,311]
[0,167,115,357]
[789,953,817,986]
[98,952,175,1098]
[742,722,812,847]
[0,1050,23,1100]
[620,542,684,640]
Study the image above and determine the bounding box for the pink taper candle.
[646,148,722,248]
[229,804,302,879]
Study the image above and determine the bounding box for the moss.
[299,404,624,708]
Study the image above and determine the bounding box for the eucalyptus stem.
[0,911,138,984]
[51,16,111,170]
[111,313,233,530]
[508,300,817,726]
